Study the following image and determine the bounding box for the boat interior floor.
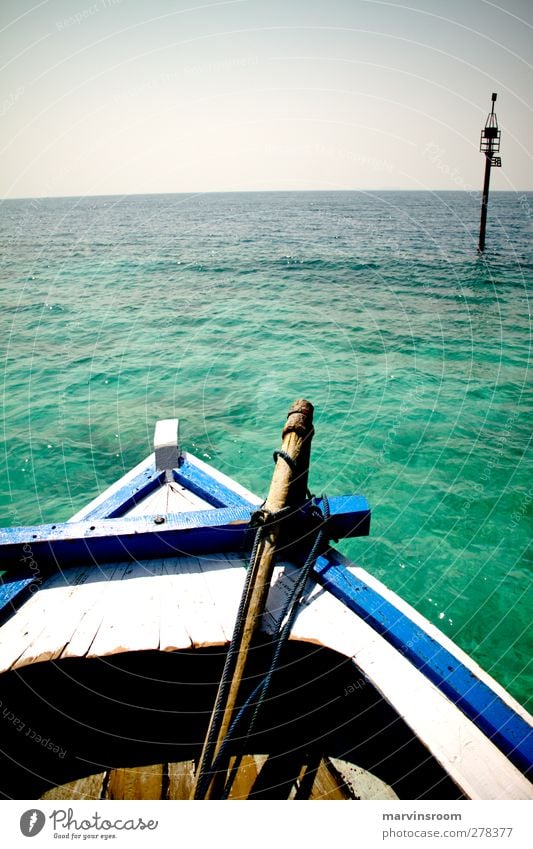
[0,642,464,800]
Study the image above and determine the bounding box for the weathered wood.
[342,558,532,724]
[69,449,255,524]
[98,559,162,655]
[70,458,162,521]
[0,575,34,622]
[35,755,399,800]
[196,553,248,642]
[167,760,196,800]
[87,562,159,658]
[186,452,262,508]
[41,772,106,800]
[305,756,396,800]
[225,754,267,799]
[61,563,129,659]
[314,551,533,776]
[285,573,533,799]
[127,479,213,516]
[13,567,106,668]
[327,757,399,800]
[0,429,530,804]
[0,496,368,580]
[174,556,227,648]
[195,399,315,799]
[158,560,194,651]
[104,764,164,800]
[0,569,87,673]
[306,757,352,800]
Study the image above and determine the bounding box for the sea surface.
[1,190,531,709]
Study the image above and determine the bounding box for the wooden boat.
[0,402,531,801]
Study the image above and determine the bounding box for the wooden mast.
[193,399,315,799]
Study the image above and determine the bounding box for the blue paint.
[0,506,250,573]
[0,575,35,618]
[316,495,370,539]
[314,551,533,777]
[173,458,256,508]
[0,496,369,576]
[81,464,164,519]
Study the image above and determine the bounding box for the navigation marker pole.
[478,93,502,252]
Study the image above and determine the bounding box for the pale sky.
[1,0,531,198]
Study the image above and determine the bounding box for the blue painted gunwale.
[174,457,256,509]
[0,577,35,624]
[80,455,254,520]
[313,549,533,778]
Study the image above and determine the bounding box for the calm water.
[1,191,531,708]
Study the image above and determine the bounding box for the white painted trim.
[1,550,531,798]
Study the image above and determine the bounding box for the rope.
[194,489,302,797]
[193,523,265,800]
[272,449,298,473]
[249,503,293,530]
[248,495,329,734]
[201,494,330,799]
[272,449,312,500]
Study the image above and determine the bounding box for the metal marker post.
[478,93,502,252]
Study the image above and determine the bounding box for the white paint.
[87,561,160,657]
[61,563,129,659]
[154,419,180,472]
[195,552,247,641]
[0,569,85,672]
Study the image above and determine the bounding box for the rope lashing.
[272,449,298,474]
[249,503,294,530]
[272,449,312,500]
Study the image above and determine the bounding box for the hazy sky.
[1,0,531,197]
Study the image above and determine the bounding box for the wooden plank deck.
[0,554,246,672]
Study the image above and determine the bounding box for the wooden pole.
[193,399,314,799]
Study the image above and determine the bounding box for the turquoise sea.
[1,190,531,709]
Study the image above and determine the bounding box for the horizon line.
[2,188,531,202]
